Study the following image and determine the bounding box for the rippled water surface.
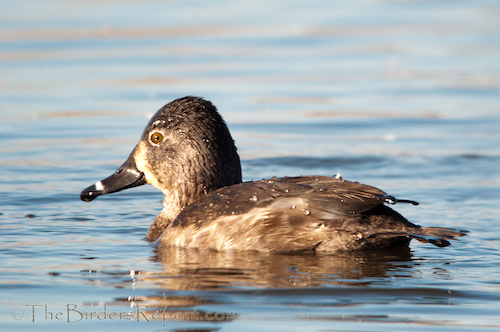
[1,1,500,331]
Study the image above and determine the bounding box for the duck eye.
[150,132,164,144]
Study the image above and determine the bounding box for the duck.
[81,96,466,252]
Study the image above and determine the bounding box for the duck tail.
[410,227,468,247]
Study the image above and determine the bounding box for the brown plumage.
[81,96,466,252]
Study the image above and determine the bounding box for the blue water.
[1,1,500,331]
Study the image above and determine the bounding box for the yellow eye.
[150,132,163,144]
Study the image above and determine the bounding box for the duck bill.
[80,150,147,202]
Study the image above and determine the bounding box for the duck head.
[81,96,242,240]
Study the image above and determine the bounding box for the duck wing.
[163,176,465,252]
[171,175,397,228]
[286,176,466,249]
[278,175,417,216]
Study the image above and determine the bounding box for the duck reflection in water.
[140,245,415,290]
[81,96,466,252]
[107,244,431,324]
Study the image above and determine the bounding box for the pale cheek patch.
[134,141,158,188]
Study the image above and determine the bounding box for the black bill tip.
[80,151,147,203]
[80,183,103,202]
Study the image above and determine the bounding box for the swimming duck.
[81,96,465,252]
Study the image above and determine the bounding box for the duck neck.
[146,202,181,242]
[145,163,242,242]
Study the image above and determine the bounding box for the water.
[1,0,500,331]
